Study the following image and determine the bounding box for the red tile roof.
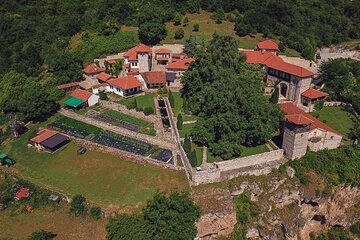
[301,88,329,99]
[108,76,143,90]
[57,82,80,89]
[16,187,30,199]
[96,72,112,82]
[155,48,172,54]
[257,39,279,51]
[285,114,313,125]
[31,129,59,143]
[123,44,152,61]
[70,89,93,101]
[243,51,283,65]
[280,103,341,136]
[83,65,105,75]
[267,60,315,78]
[166,58,194,70]
[141,71,167,84]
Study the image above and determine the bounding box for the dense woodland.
[182,35,283,159]
[0,0,359,122]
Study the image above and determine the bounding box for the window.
[330,136,334,139]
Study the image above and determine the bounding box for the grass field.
[179,123,195,138]
[161,11,261,49]
[206,143,270,163]
[103,110,156,136]
[118,93,155,112]
[0,122,189,207]
[0,206,107,240]
[313,106,357,138]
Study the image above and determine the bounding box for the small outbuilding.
[15,187,30,200]
[30,129,70,153]
[64,89,99,109]
[301,88,329,112]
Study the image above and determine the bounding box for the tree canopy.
[106,191,201,240]
[182,34,283,159]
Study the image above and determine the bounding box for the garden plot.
[92,132,153,156]
[47,117,172,163]
[86,110,141,132]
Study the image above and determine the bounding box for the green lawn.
[240,144,269,157]
[118,93,155,112]
[206,143,270,163]
[171,92,197,122]
[179,123,195,138]
[0,122,188,207]
[161,11,260,49]
[312,107,356,138]
[103,110,156,136]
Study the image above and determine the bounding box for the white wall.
[88,94,100,107]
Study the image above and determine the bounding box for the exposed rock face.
[196,213,237,240]
[196,179,360,240]
[298,185,360,240]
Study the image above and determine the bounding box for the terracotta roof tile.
[155,48,172,54]
[15,187,30,199]
[31,129,59,143]
[301,88,328,99]
[166,58,194,70]
[141,71,167,84]
[267,60,315,78]
[280,103,341,136]
[257,39,279,50]
[57,82,80,89]
[96,73,112,82]
[70,89,93,101]
[83,65,105,74]
[243,51,283,65]
[108,76,143,90]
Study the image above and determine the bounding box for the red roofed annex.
[107,76,143,97]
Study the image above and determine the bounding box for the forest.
[0,0,359,122]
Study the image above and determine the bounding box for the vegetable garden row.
[48,117,172,162]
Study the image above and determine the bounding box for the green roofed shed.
[64,97,85,108]
[0,154,8,159]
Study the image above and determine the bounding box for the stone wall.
[191,149,285,185]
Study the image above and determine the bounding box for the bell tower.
[282,115,311,160]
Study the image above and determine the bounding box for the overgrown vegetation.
[106,191,200,240]
[319,59,360,114]
[290,145,360,187]
[27,230,57,240]
[182,34,283,159]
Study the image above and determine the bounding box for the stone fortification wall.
[191,149,285,186]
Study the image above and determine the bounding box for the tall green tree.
[270,82,280,104]
[182,34,283,159]
[214,8,225,24]
[139,22,167,45]
[183,134,192,155]
[190,149,197,167]
[177,113,183,130]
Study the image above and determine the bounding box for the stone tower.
[137,52,150,72]
[282,116,310,160]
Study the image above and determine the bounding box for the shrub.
[183,17,189,26]
[350,222,360,236]
[173,13,182,26]
[27,230,56,240]
[126,100,137,110]
[234,193,259,225]
[89,206,102,220]
[190,149,197,167]
[144,107,154,116]
[193,24,199,32]
[99,92,108,100]
[314,100,325,110]
[70,194,86,217]
[177,113,183,130]
[175,28,185,40]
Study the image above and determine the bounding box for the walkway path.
[59,109,177,151]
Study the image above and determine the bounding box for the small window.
[301,134,304,137]
[330,136,334,139]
